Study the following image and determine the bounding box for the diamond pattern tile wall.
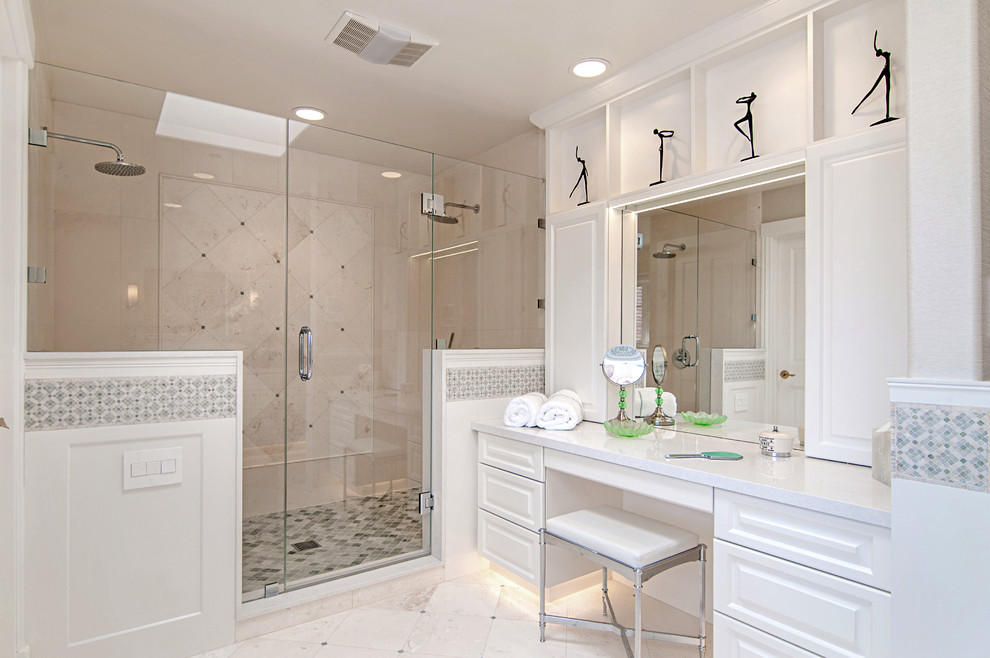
[159,177,383,472]
[892,402,990,492]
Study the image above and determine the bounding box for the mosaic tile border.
[723,359,766,383]
[446,365,545,401]
[24,374,237,431]
[891,401,990,492]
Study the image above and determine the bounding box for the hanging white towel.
[535,389,584,430]
[503,392,547,428]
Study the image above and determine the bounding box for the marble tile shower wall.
[160,176,427,516]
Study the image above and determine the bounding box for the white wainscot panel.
[26,419,237,658]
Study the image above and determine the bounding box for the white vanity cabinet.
[713,490,891,657]
[476,433,545,584]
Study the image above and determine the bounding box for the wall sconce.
[126,284,139,308]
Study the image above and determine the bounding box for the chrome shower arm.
[29,128,125,161]
[442,202,480,214]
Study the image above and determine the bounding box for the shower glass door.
[636,208,757,412]
[637,209,701,409]
[277,122,434,593]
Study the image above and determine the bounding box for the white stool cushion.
[545,506,699,569]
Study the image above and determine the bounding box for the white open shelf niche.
[539,0,905,214]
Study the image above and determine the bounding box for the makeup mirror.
[601,345,646,386]
[601,345,653,437]
[651,345,667,386]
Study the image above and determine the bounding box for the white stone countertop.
[472,419,891,527]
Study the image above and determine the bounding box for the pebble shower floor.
[242,488,424,596]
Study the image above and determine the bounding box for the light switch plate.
[734,392,749,412]
[123,447,182,490]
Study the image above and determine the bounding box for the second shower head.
[652,243,686,259]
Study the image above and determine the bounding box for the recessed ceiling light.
[570,58,609,78]
[381,171,402,179]
[293,107,326,121]
[163,203,183,209]
[192,172,215,180]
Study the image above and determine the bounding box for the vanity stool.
[539,506,706,658]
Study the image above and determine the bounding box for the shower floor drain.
[291,540,321,552]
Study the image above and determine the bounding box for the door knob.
[779,370,798,379]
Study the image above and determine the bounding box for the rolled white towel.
[503,392,547,428]
[536,389,584,430]
[633,388,656,417]
[661,391,677,416]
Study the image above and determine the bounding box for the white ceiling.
[30,0,756,161]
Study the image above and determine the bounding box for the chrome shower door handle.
[298,326,313,381]
[673,334,700,368]
[686,334,700,367]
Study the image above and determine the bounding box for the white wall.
[0,1,33,655]
[893,1,990,655]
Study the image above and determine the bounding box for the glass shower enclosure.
[635,207,758,413]
[25,63,543,603]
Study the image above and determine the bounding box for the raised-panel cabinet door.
[545,202,621,422]
[805,123,907,465]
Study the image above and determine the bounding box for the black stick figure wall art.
[568,146,590,206]
[650,129,675,186]
[852,30,898,126]
[733,92,758,161]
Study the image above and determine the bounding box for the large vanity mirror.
[624,175,806,445]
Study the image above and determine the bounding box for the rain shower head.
[95,159,146,177]
[430,214,459,224]
[652,243,686,259]
[28,128,146,177]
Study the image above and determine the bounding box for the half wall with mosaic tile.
[889,380,990,493]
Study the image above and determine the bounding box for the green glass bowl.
[679,411,728,426]
[604,419,654,438]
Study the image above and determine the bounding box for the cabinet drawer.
[478,509,539,585]
[478,464,544,531]
[715,613,817,658]
[715,540,890,658]
[715,490,891,591]
[478,433,544,480]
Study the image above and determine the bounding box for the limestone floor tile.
[402,612,493,657]
[483,618,567,657]
[325,607,423,652]
[186,645,241,658]
[315,647,447,658]
[492,580,566,621]
[564,626,629,658]
[263,610,350,644]
[227,638,324,657]
[424,581,501,617]
[363,584,438,612]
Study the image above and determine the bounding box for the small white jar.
[759,426,794,458]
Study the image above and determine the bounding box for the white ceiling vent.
[326,11,437,67]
